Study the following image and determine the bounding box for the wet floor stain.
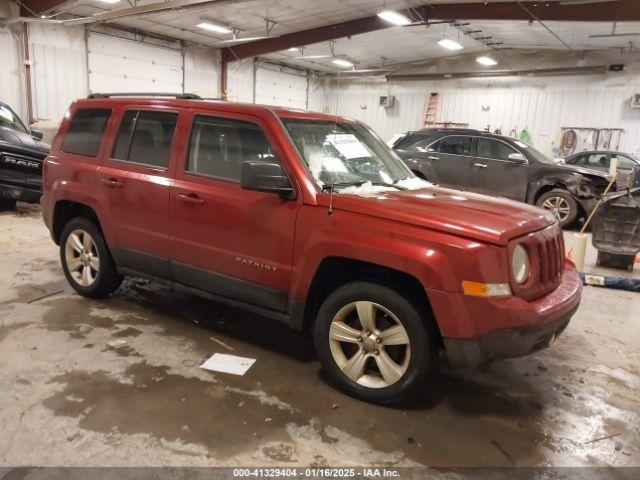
[43,362,300,458]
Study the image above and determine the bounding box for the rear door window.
[438,136,472,156]
[61,108,111,157]
[613,155,638,170]
[112,110,178,169]
[477,138,518,161]
[572,153,608,169]
[185,115,278,182]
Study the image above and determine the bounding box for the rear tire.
[536,189,579,228]
[60,217,122,298]
[314,282,436,405]
[0,198,17,211]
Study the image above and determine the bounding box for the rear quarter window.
[61,108,111,157]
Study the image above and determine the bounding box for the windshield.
[282,118,415,189]
[0,104,28,134]
[512,139,556,165]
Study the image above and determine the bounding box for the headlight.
[512,244,530,284]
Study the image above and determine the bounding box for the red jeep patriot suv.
[41,93,582,403]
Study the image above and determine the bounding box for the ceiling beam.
[222,0,638,62]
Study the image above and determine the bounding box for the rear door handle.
[177,193,205,205]
[474,163,488,169]
[101,178,122,188]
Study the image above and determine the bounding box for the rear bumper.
[427,263,582,367]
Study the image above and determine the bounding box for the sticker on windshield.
[326,133,371,159]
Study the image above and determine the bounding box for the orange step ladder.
[423,92,439,127]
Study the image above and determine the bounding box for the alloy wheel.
[542,196,571,222]
[65,229,100,287]
[329,301,411,389]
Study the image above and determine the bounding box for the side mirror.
[508,152,527,163]
[30,129,44,141]
[241,161,295,200]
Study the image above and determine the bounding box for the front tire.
[314,282,436,404]
[536,189,579,228]
[60,217,122,298]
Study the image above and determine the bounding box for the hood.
[0,126,50,156]
[322,186,556,246]
[556,162,610,180]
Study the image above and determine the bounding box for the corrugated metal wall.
[0,26,26,120]
[1,23,221,124]
[184,46,219,99]
[29,23,87,122]
[227,58,254,103]
[324,75,640,155]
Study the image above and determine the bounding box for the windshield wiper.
[321,181,367,191]
[371,181,408,191]
[322,180,407,192]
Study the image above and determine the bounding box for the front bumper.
[0,182,42,203]
[427,263,582,367]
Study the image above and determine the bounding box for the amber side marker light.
[462,281,511,297]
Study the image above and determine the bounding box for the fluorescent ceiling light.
[302,54,331,59]
[332,58,354,68]
[197,22,232,34]
[97,0,120,3]
[476,56,498,66]
[288,47,298,51]
[377,10,411,26]
[219,36,269,44]
[438,37,463,50]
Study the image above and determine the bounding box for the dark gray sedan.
[393,128,612,228]
[564,151,639,187]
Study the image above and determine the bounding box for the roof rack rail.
[88,92,202,100]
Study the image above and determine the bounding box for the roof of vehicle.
[565,150,636,158]
[74,94,355,123]
[396,128,525,147]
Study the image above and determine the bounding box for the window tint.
[186,115,278,181]
[613,155,638,170]
[477,138,517,161]
[112,110,178,168]
[61,108,111,157]
[572,153,607,168]
[410,138,439,153]
[0,104,28,134]
[438,136,472,156]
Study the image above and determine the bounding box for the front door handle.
[101,177,122,188]
[427,156,440,160]
[177,193,205,205]
[474,163,488,169]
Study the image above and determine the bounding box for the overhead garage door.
[254,64,308,109]
[87,33,183,94]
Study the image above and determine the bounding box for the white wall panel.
[29,23,87,122]
[184,46,219,99]
[255,64,307,109]
[87,32,183,95]
[227,58,254,103]
[325,73,640,155]
[0,26,26,120]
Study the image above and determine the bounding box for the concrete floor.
[1,203,639,467]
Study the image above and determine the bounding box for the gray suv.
[393,128,611,228]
